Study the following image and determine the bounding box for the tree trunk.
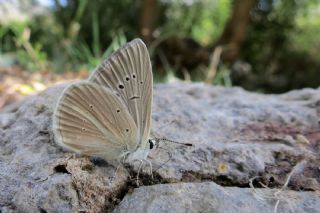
[216,0,256,63]
[139,0,158,46]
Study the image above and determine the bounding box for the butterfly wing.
[53,81,138,161]
[88,39,153,149]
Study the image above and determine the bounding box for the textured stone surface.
[0,82,319,212]
[148,83,320,189]
[114,182,320,213]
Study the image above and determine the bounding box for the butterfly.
[52,39,157,165]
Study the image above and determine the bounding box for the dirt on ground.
[0,66,88,109]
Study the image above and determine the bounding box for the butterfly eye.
[81,128,86,131]
[116,109,120,113]
[140,81,143,84]
[125,128,129,132]
[89,105,94,109]
[148,139,155,149]
[132,74,136,78]
[125,77,130,81]
[118,84,124,89]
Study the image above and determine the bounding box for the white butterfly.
[53,39,156,165]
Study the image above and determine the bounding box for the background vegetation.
[1,0,320,94]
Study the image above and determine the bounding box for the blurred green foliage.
[0,0,231,73]
[241,0,320,92]
[0,0,320,92]
[160,0,231,45]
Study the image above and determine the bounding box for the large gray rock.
[149,84,320,189]
[114,182,320,213]
[0,82,319,212]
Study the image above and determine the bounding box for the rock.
[148,84,320,190]
[0,82,319,212]
[0,112,16,129]
[114,182,320,213]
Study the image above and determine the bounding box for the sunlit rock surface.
[0,82,319,212]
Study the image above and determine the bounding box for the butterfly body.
[53,39,153,164]
[123,148,150,163]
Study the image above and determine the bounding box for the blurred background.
[1,0,320,108]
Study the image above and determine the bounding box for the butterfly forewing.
[53,82,138,161]
[88,39,153,149]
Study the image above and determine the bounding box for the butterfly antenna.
[155,137,193,147]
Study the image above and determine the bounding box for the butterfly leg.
[136,160,144,186]
[110,164,122,185]
[144,159,153,179]
[110,154,128,185]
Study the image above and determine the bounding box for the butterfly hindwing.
[88,39,153,149]
[53,81,138,161]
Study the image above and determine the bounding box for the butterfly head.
[148,139,160,150]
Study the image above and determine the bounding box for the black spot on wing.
[130,96,140,100]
